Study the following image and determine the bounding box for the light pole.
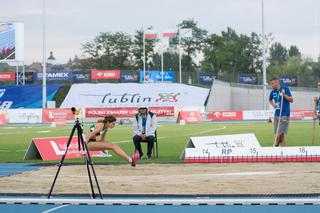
[261,0,267,110]
[42,0,47,109]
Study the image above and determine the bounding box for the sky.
[1,0,320,64]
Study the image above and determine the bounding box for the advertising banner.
[0,110,7,126]
[239,73,258,85]
[7,109,42,123]
[207,111,243,121]
[0,84,61,109]
[24,137,103,160]
[0,72,15,81]
[139,71,175,83]
[91,70,120,80]
[177,111,202,124]
[0,22,24,61]
[120,71,139,83]
[72,71,90,83]
[198,72,215,85]
[61,83,209,108]
[34,71,72,81]
[243,110,274,120]
[85,106,174,118]
[279,76,298,87]
[42,108,75,123]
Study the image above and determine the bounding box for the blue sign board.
[279,76,297,87]
[198,72,216,85]
[72,71,90,83]
[139,71,175,83]
[239,73,258,85]
[120,71,139,83]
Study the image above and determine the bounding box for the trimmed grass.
[0,121,317,163]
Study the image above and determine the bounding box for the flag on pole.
[162,32,175,38]
[144,31,157,39]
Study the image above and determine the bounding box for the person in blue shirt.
[269,77,294,147]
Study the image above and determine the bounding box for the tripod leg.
[81,134,103,199]
[48,124,77,198]
[76,124,96,198]
[79,124,103,199]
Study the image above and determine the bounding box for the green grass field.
[0,121,318,163]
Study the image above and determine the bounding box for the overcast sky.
[1,0,320,64]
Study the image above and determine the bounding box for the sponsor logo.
[156,93,180,102]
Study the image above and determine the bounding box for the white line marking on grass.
[41,204,69,213]
[0,150,10,152]
[36,130,51,133]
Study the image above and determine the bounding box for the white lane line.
[41,204,69,213]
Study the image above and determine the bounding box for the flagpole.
[143,31,146,83]
[178,28,182,84]
[161,34,164,82]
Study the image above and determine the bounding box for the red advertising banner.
[91,70,120,80]
[0,72,15,81]
[0,113,7,126]
[207,111,243,121]
[290,110,314,120]
[85,107,174,118]
[24,137,102,161]
[177,111,202,124]
[42,108,75,123]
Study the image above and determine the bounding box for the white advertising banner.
[181,133,261,158]
[243,110,274,120]
[186,133,261,149]
[7,109,42,123]
[61,83,209,108]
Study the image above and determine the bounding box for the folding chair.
[141,130,159,158]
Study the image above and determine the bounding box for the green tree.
[177,19,208,72]
[81,32,133,69]
[132,28,159,70]
[269,42,288,65]
[201,28,262,81]
[288,45,301,58]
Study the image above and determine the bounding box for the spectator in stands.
[86,115,140,167]
[132,107,157,160]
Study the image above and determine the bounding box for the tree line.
[75,19,320,87]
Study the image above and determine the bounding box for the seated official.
[132,107,157,160]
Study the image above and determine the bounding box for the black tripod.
[48,118,103,199]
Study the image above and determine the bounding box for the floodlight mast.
[42,0,47,109]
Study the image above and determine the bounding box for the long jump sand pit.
[1,163,320,195]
